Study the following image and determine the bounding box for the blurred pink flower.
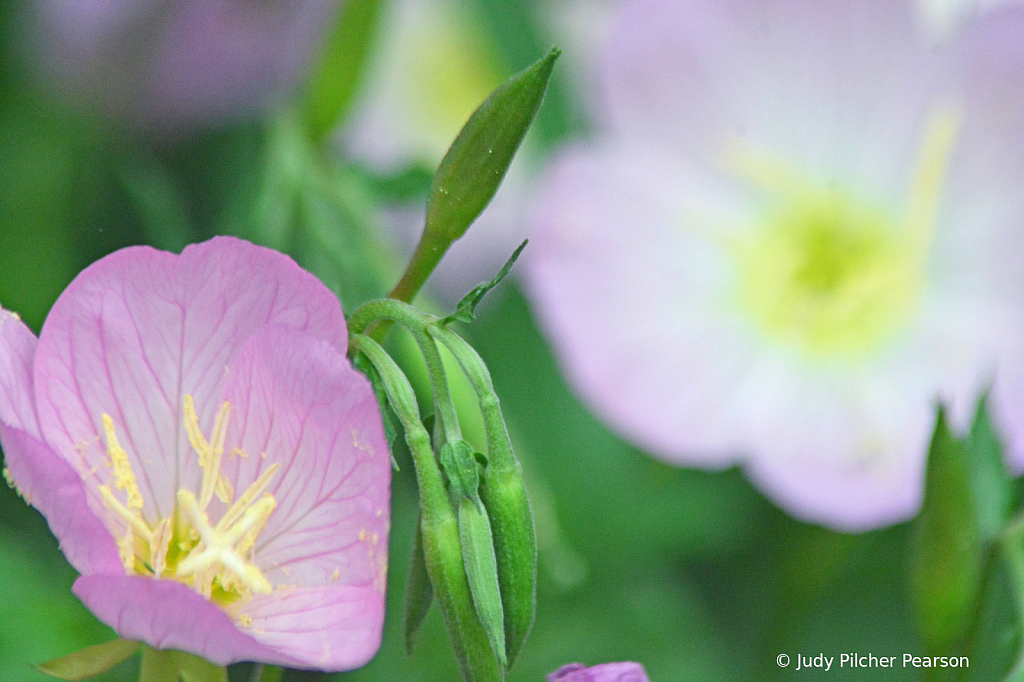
[548,661,651,682]
[0,237,390,669]
[34,0,340,129]
[525,0,1024,529]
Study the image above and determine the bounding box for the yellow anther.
[183,395,211,464]
[185,397,232,511]
[99,485,152,542]
[215,474,234,505]
[101,414,144,511]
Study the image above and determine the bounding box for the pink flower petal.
[0,309,42,438]
[0,424,122,575]
[604,0,942,199]
[72,575,298,667]
[549,662,651,682]
[215,324,390,599]
[33,236,348,521]
[243,585,385,670]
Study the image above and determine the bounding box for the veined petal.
[0,423,122,575]
[243,585,385,670]
[72,575,301,668]
[32,236,348,520]
[0,308,42,438]
[215,325,390,596]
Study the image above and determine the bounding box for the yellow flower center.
[97,395,279,614]
[725,109,959,359]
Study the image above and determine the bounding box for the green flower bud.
[429,324,537,667]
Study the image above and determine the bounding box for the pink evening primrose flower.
[525,0,1024,530]
[548,662,651,682]
[0,237,390,669]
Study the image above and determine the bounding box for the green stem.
[347,299,462,444]
[347,297,435,340]
[389,237,447,306]
[349,333,449,515]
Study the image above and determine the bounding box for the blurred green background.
[0,0,1009,680]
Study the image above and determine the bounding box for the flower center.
[97,395,279,614]
[726,109,959,359]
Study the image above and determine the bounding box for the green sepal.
[441,439,484,510]
[405,515,435,655]
[352,351,400,470]
[177,652,228,682]
[36,639,141,681]
[459,498,508,669]
[441,241,527,326]
[302,0,386,141]
[137,648,227,682]
[910,405,984,655]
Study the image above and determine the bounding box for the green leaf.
[911,406,985,655]
[36,640,141,681]
[458,499,508,669]
[967,391,1014,542]
[404,517,435,655]
[425,48,558,245]
[442,240,527,326]
[302,0,386,141]
[440,440,484,510]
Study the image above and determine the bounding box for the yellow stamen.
[98,485,152,541]
[102,414,144,511]
[215,464,281,535]
[92,395,280,617]
[176,489,275,595]
[149,517,173,576]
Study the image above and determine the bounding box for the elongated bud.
[459,497,508,668]
[389,49,560,304]
[428,324,537,667]
[350,334,502,681]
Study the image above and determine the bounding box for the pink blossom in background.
[0,237,390,669]
[548,661,651,682]
[33,0,340,129]
[525,0,1024,530]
